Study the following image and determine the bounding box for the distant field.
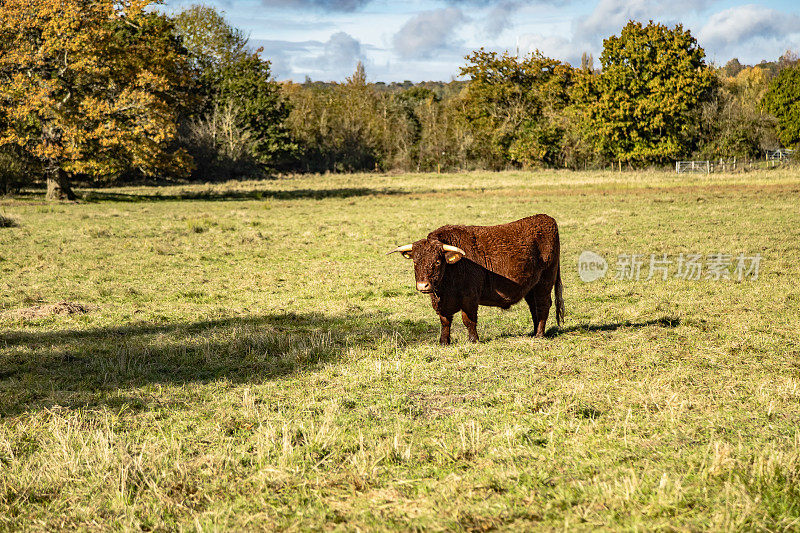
[1,169,799,530]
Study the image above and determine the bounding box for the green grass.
[1,169,799,530]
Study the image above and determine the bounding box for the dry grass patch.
[5,301,90,320]
[0,212,17,227]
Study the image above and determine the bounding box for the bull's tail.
[555,258,564,328]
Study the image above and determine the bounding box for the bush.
[182,102,264,181]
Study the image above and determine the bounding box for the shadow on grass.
[543,316,681,338]
[80,187,411,203]
[0,312,437,415]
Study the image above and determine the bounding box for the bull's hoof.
[439,338,451,346]
[467,336,478,343]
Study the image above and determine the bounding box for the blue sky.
[162,0,800,82]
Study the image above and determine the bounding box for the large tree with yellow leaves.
[0,0,193,199]
[583,21,715,166]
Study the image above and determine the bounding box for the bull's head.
[388,240,466,293]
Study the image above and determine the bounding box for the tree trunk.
[45,167,76,201]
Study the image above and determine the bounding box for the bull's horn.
[387,244,413,255]
[442,244,466,256]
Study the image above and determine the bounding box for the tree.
[721,58,745,78]
[173,5,294,173]
[584,21,715,166]
[172,4,248,113]
[761,65,800,148]
[695,66,776,159]
[0,0,192,199]
[172,5,248,72]
[459,49,573,168]
[217,54,296,169]
[283,63,402,172]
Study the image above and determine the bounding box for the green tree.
[459,49,573,168]
[761,65,800,148]
[585,21,715,166]
[173,5,247,71]
[393,86,439,167]
[0,0,192,199]
[173,5,294,174]
[173,4,248,112]
[218,55,295,169]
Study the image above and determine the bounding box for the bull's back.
[430,215,559,287]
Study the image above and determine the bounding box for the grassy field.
[1,169,799,530]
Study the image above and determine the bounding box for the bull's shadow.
[542,316,680,338]
[0,312,437,416]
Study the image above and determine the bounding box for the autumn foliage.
[0,7,797,198]
[0,0,192,199]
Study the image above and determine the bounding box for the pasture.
[1,169,799,530]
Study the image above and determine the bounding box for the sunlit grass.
[1,169,799,530]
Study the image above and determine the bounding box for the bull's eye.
[435,259,441,265]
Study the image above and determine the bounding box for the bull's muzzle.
[416,281,433,293]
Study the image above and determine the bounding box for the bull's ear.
[402,251,413,259]
[444,251,463,264]
[442,245,465,264]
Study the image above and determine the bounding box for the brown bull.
[388,215,563,344]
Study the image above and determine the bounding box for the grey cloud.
[393,7,468,59]
[699,5,800,49]
[484,1,521,38]
[255,39,323,80]
[444,0,568,4]
[251,38,318,78]
[260,0,564,8]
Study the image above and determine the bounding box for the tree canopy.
[583,21,715,166]
[174,5,294,175]
[761,65,800,149]
[460,49,573,167]
[0,0,192,199]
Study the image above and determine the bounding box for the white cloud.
[255,32,369,81]
[260,0,369,11]
[516,33,594,65]
[393,7,469,59]
[176,0,800,82]
[575,0,714,38]
[699,5,800,50]
[312,31,366,71]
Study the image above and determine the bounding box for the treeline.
[286,25,799,173]
[1,2,799,199]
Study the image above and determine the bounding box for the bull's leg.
[524,283,553,338]
[439,314,454,345]
[461,300,479,343]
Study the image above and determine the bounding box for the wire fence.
[675,159,738,173]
